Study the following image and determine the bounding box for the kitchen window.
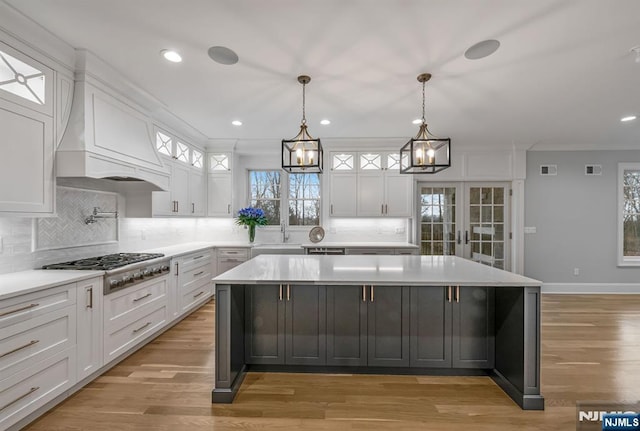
[248,170,320,226]
[618,163,640,266]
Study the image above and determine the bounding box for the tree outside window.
[249,171,280,225]
[289,173,320,226]
[623,169,640,257]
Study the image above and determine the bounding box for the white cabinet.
[329,151,413,218]
[207,153,233,217]
[175,249,214,316]
[189,170,206,216]
[153,161,206,217]
[216,248,249,275]
[76,277,103,381]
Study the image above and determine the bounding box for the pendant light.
[282,75,323,173]
[400,73,451,174]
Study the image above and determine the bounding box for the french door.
[418,182,510,270]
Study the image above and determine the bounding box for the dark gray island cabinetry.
[212,255,543,410]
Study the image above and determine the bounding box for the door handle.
[227,204,231,214]
[362,285,366,302]
[464,230,469,244]
[279,284,283,301]
[385,204,388,215]
[457,231,461,245]
[370,285,374,302]
[87,287,93,309]
[456,285,460,303]
[381,204,384,215]
[287,284,291,301]
[447,286,452,303]
[330,204,334,215]
[192,203,195,213]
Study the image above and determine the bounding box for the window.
[175,141,189,163]
[289,173,320,226]
[0,49,45,105]
[191,149,203,168]
[249,171,281,225]
[156,131,172,156]
[249,170,321,227]
[619,163,640,265]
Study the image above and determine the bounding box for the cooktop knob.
[142,269,151,277]
[123,275,133,284]
[133,272,143,280]
[161,265,170,273]
[110,280,120,288]
[152,267,162,275]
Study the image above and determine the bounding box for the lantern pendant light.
[282,75,323,173]
[400,73,451,174]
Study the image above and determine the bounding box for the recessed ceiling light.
[160,49,182,63]
[320,119,331,125]
[231,120,242,126]
[208,46,239,65]
[621,115,637,122]
[412,118,422,125]
[464,39,500,60]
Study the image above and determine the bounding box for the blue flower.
[235,207,268,227]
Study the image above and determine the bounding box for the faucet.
[281,222,289,243]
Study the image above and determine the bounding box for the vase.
[248,225,256,243]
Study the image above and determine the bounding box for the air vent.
[540,165,557,176]
[585,165,602,176]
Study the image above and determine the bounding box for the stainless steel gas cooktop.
[42,253,165,271]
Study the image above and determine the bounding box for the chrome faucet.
[281,222,289,243]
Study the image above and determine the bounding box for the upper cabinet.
[0,41,56,215]
[329,151,413,218]
[152,129,206,217]
[207,153,233,217]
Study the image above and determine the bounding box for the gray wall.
[524,150,640,283]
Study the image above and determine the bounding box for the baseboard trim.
[542,283,640,294]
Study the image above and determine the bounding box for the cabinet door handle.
[385,204,388,215]
[456,285,460,303]
[0,303,39,317]
[175,262,179,276]
[192,203,195,213]
[287,284,291,301]
[87,287,93,309]
[0,340,39,359]
[362,285,366,302]
[447,286,452,303]
[193,291,205,299]
[193,271,204,277]
[133,293,152,302]
[381,204,384,215]
[330,204,334,215]
[0,386,39,412]
[464,230,469,245]
[176,201,179,213]
[227,204,231,214]
[370,285,374,302]
[457,231,461,245]
[279,284,283,301]
[132,321,152,333]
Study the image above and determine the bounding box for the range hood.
[56,50,170,192]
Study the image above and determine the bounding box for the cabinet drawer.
[0,348,75,430]
[104,277,168,331]
[0,283,76,330]
[180,266,212,291]
[0,306,76,382]
[217,248,249,259]
[179,283,212,314]
[104,304,167,363]
[177,250,213,272]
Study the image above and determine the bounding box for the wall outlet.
[573,268,580,276]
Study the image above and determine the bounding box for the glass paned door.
[418,182,510,270]
[419,185,459,256]
[465,184,509,270]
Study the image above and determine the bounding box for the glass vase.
[248,225,256,243]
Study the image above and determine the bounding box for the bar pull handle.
[457,231,461,245]
[385,204,388,215]
[330,204,334,215]
[0,340,39,359]
[456,285,460,303]
[279,284,283,301]
[0,386,40,412]
[287,284,291,301]
[176,201,179,213]
[175,262,179,276]
[192,203,195,213]
[87,287,93,309]
[362,285,366,302]
[0,303,39,317]
[132,322,152,333]
[370,285,374,302]
[447,286,452,303]
[193,291,205,299]
[227,204,231,214]
[464,230,469,245]
[193,255,205,260]
[381,204,384,215]
[194,271,204,277]
[133,293,152,302]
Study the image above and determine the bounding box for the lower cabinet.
[326,286,367,366]
[76,277,103,381]
[245,284,326,365]
[410,286,494,369]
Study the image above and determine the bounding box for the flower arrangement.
[235,207,268,243]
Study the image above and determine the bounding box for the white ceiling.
[5,0,640,151]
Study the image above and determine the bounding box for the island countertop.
[213,255,541,286]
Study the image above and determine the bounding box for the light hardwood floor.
[23,295,640,430]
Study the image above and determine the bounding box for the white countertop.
[301,242,419,249]
[141,241,249,257]
[0,270,105,300]
[213,255,541,287]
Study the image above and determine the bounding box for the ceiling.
[5,0,640,151]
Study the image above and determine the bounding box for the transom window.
[0,49,45,105]
[332,153,354,171]
[175,142,189,163]
[156,131,172,156]
[249,170,321,226]
[360,153,382,170]
[619,163,640,265]
[191,149,203,168]
[210,154,230,171]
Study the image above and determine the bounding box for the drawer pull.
[87,287,93,309]
[0,303,39,318]
[193,255,205,260]
[132,293,152,303]
[193,291,205,299]
[0,386,40,412]
[193,271,205,277]
[0,340,39,359]
[132,322,152,333]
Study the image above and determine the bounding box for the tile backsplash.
[0,188,410,275]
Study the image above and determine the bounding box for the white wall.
[524,150,640,285]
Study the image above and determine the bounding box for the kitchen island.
[212,255,544,410]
